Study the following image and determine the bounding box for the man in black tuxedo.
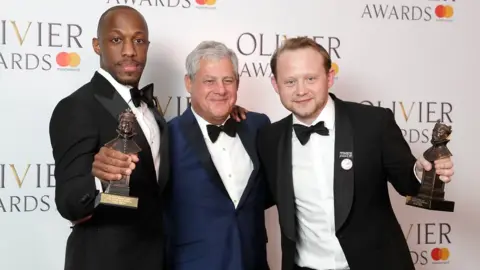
[257,37,455,270]
[49,6,169,270]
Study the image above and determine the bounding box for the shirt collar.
[292,94,335,131]
[191,106,231,140]
[96,68,133,104]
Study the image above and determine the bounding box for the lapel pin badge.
[341,158,353,170]
[339,152,353,171]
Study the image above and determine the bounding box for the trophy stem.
[123,138,127,154]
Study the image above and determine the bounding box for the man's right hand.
[92,147,139,181]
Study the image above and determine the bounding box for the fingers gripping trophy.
[406,120,455,212]
[95,108,142,209]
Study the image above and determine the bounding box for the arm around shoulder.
[380,108,420,196]
[49,96,99,222]
[259,113,271,127]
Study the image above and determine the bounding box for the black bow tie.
[130,83,154,108]
[293,121,329,145]
[207,118,236,143]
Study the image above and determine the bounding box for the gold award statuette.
[95,108,141,209]
[406,120,455,212]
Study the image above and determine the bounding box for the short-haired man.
[165,40,271,270]
[257,37,454,270]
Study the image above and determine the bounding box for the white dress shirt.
[292,95,350,270]
[191,107,253,208]
[95,68,161,191]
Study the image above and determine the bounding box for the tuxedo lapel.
[331,94,355,232]
[276,115,297,241]
[91,72,156,184]
[92,72,129,125]
[179,107,229,198]
[149,106,169,191]
[236,120,260,209]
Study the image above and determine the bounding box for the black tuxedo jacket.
[257,93,420,270]
[49,72,169,270]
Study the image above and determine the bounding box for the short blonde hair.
[270,37,332,78]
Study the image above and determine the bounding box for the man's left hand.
[230,105,248,122]
[416,157,454,183]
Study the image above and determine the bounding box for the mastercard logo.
[56,52,81,67]
[331,62,339,75]
[435,5,454,19]
[196,0,216,5]
[431,247,450,261]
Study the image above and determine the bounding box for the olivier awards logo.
[0,19,84,71]
[235,33,341,79]
[157,95,191,120]
[361,0,456,22]
[0,164,56,213]
[404,222,452,265]
[359,100,453,144]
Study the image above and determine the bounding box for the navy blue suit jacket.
[166,107,271,270]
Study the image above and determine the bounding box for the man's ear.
[327,68,335,89]
[271,76,280,94]
[236,74,240,92]
[92,38,101,56]
[185,75,193,94]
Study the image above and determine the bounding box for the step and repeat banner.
[0,0,477,269]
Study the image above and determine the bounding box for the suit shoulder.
[49,82,101,133]
[52,82,95,113]
[245,111,270,125]
[342,100,390,121]
[53,81,97,111]
[258,114,288,139]
[167,115,181,127]
[65,80,96,100]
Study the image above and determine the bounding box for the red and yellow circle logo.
[331,62,339,75]
[56,52,81,67]
[435,5,454,19]
[196,0,216,5]
[431,247,450,261]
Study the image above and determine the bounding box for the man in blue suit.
[165,41,271,270]
[91,40,272,270]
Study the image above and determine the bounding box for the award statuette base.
[95,181,139,209]
[406,164,455,212]
[406,195,454,212]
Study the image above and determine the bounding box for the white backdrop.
[1,0,478,269]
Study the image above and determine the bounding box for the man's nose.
[214,81,228,94]
[295,81,307,95]
[122,40,137,57]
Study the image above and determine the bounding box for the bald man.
[49,6,169,270]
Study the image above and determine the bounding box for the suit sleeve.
[380,108,420,196]
[49,96,99,222]
[256,115,275,209]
